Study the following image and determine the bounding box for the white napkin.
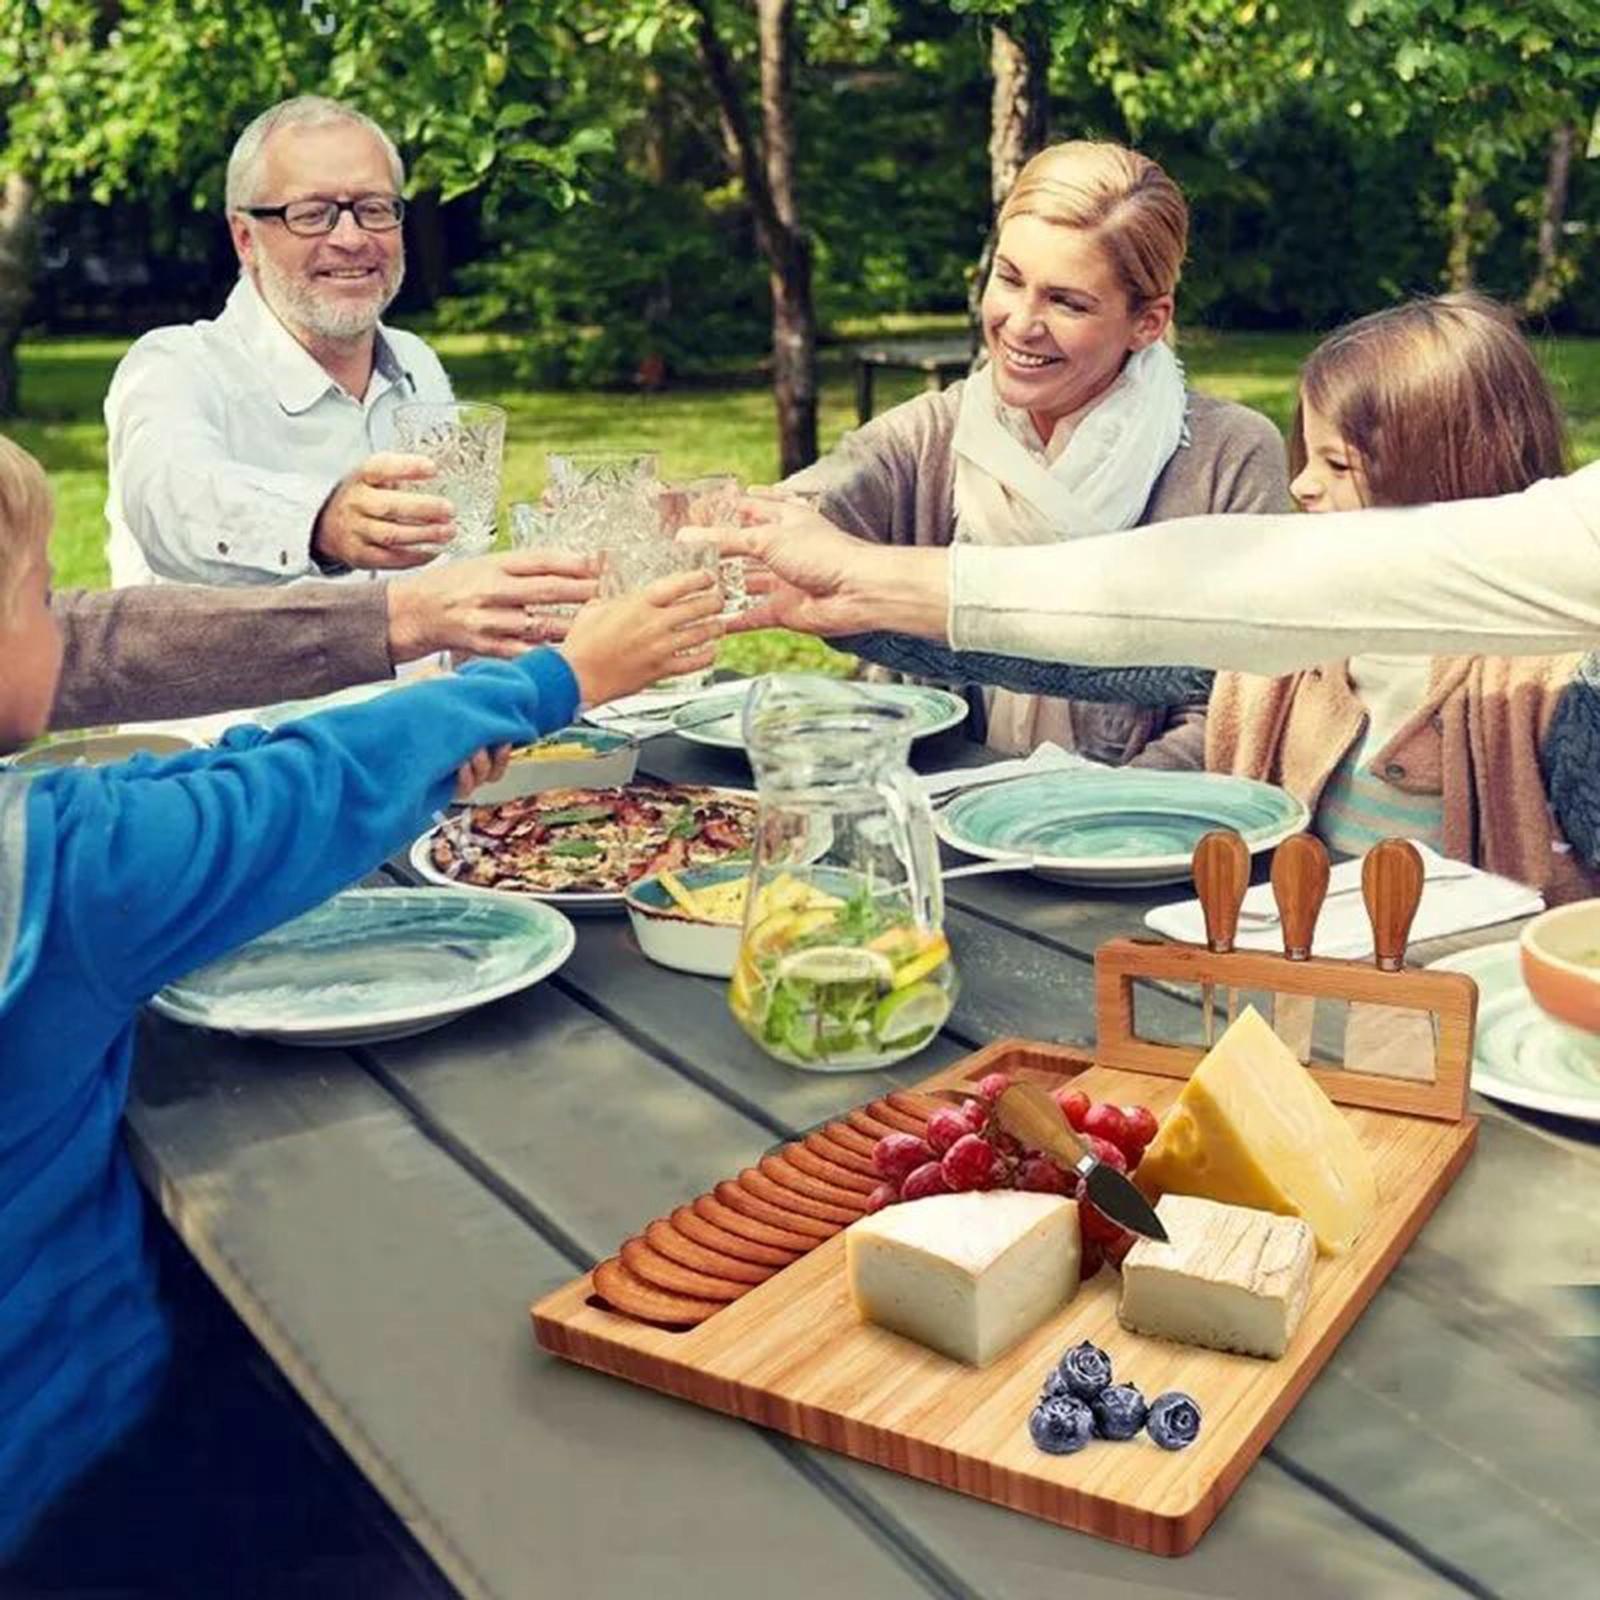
[919,741,1095,798]
[580,680,734,738]
[1144,840,1544,958]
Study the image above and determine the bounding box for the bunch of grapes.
[865,1072,1159,1280]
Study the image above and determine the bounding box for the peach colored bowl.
[1519,899,1600,1037]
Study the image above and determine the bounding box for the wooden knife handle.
[1192,830,1251,954]
[1361,838,1425,972]
[1270,833,1330,961]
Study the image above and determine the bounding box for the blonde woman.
[783,139,1288,764]
[1206,294,1598,900]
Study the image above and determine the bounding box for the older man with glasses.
[105,94,460,587]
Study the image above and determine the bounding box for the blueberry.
[1146,1391,1203,1450]
[1091,1382,1148,1441]
[1028,1395,1096,1456]
[1039,1368,1072,1402]
[1057,1340,1114,1401]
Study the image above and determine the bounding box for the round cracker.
[693,1194,818,1254]
[785,1140,877,1194]
[620,1237,750,1302]
[645,1219,777,1287]
[869,1097,929,1135]
[803,1130,880,1180]
[762,1153,871,1214]
[675,1204,801,1268]
[745,1162,861,1224]
[592,1256,720,1327]
[715,1179,835,1239]
[822,1121,879,1158]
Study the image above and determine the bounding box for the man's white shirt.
[105,275,453,587]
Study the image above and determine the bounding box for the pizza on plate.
[428,784,757,896]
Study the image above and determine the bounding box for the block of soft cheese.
[1118,1194,1315,1359]
[1137,1005,1378,1255]
[846,1190,1080,1366]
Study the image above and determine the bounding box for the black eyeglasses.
[241,196,405,237]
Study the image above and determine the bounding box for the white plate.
[935,768,1309,887]
[1428,941,1600,1123]
[672,682,969,751]
[409,784,757,912]
[150,887,575,1046]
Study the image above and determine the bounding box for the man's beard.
[254,246,404,344]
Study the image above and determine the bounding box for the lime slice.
[776,946,894,986]
[873,981,952,1043]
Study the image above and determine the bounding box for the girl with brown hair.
[782,139,1287,765]
[1206,292,1597,899]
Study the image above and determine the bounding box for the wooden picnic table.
[126,724,1600,1600]
[853,337,974,424]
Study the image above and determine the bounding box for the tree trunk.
[693,0,818,474]
[757,0,816,474]
[406,190,449,311]
[0,173,38,418]
[969,17,1051,350]
[1443,163,1494,292]
[1524,124,1577,316]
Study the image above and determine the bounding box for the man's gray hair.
[225,95,405,211]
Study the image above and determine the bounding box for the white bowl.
[468,726,638,804]
[13,730,201,770]
[625,863,750,977]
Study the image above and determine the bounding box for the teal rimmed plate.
[150,887,575,1046]
[672,682,967,751]
[935,769,1309,887]
[1428,941,1600,1124]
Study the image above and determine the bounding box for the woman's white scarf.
[951,340,1188,546]
[951,341,1188,755]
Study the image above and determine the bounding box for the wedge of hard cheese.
[1137,1005,1378,1255]
[1118,1195,1315,1359]
[846,1191,1080,1366]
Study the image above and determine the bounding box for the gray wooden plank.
[359,980,1468,1597]
[126,1018,932,1600]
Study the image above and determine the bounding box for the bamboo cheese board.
[533,837,1481,1555]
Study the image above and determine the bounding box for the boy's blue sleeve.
[46,650,579,1006]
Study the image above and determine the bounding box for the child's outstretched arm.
[37,572,722,1006]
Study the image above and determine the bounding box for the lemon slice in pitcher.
[891,933,951,990]
[775,946,894,986]
[873,981,952,1042]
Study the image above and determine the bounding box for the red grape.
[1016,1155,1071,1194]
[1104,1229,1137,1268]
[1086,1135,1127,1173]
[865,1181,900,1212]
[959,1098,989,1133]
[873,1132,934,1182]
[1079,1237,1106,1280]
[925,1106,972,1155]
[901,1160,953,1202]
[976,1071,1012,1103]
[1055,1089,1091,1130]
[1121,1104,1159,1148]
[1079,1199,1125,1245]
[940,1133,1000,1192]
[1082,1103,1131,1150]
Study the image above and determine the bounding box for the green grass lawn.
[14,323,1600,594]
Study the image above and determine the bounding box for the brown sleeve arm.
[49,580,395,730]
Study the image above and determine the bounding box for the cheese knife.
[1269,833,1329,1062]
[1341,838,1437,1081]
[994,1083,1169,1242]
[1191,830,1250,1047]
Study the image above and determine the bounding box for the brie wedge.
[1117,1194,1315,1360]
[846,1190,1080,1366]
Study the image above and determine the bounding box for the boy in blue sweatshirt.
[0,434,723,1559]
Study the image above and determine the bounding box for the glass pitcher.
[729,675,957,1070]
